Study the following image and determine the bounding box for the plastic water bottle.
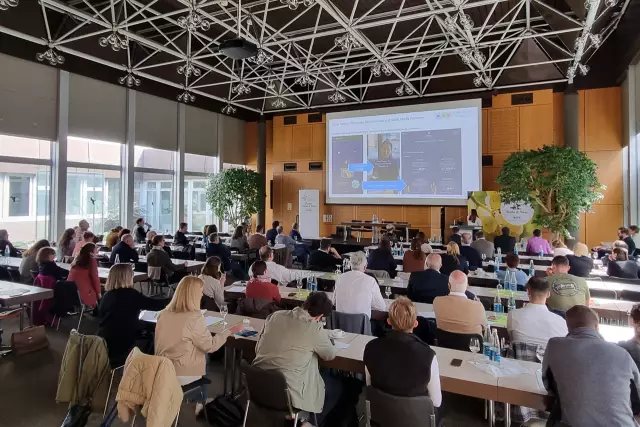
[539,248,544,258]
[497,247,502,256]
[372,214,377,223]
[309,275,317,292]
[493,285,503,314]
[514,244,518,255]
[529,260,535,277]
[3,246,9,257]
[496,254,502,272]
[507,292,517,312]
[483,326,492,358]
[114,254,120,264]
[492,329,501,365]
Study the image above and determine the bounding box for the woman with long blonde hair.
[440,242,469,276]
[98,264,169,366]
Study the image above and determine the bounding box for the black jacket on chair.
[460,245,482,269]
[494,234,516,254]
[607,260,640,280]
[109,241,140,264]
[407,269,475,304]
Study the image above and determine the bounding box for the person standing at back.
[134,218,150,244]
[543,305,640,427]
[545,255,590,313]
[471,231,494,260]
[73,219,90,245]
[266,220,279,246]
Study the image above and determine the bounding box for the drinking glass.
[297,278,303,291]
[536,345,546,363]
[469,337,481,360]
[385,286,391,299]
[400,236,404,244]
[220,303,229,326]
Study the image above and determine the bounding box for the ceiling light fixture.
[371,61,392,78]
[0,0,18,11]
[177,58,201,77]
[328,90,346,103]
[395,83,414,96]
[442,0,474,33]
[589,33,601,48]
[294,72,315,86]
[334,33,361,51]
[118,72,141,87]
[99,30,128,51]
[232,82,251,95]
[271,97,287,108]
[604,0,618,7]
[249,48,273,66]
[36,45,64,66]
[584,0,598,10]
[222,103,236,114]
[177,6,211,32]
[178,90,195,103]
[473,74,493,88]
[280,0,315,10]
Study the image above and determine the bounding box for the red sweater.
[68,258,101,307]
[245,279,281,303]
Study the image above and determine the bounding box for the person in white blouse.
[197,256,225,308]
[259,245,304,285]
[507,276,568,347]
[332,251,386,318]
[552,239,574,257]
[467,209,483,227]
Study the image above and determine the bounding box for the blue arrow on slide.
[362,179,407,192]
[347,162,374,173]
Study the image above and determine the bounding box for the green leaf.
[205,167,262,228]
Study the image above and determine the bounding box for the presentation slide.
[326,99,481,206]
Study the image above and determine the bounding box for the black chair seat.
[435,328,483,353]
[182,377,211,393]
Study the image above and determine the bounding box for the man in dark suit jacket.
[449,226,462,246]
[460,232,482,269]
[494,226,516,254]
[109,234,139,264]
[266,220,280,246]
[407,254,475,304]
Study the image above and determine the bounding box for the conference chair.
[365,386,436,427]
[147,266,173,297]
[327,311,372,335]
[366,269,390,279]
[241,361,317,427]
[434,328,484,353]
[50,281,85,331]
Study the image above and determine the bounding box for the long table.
[0,280,54,330]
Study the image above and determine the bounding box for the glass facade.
[66,167,121,234]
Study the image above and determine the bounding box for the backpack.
[205,395,244,427]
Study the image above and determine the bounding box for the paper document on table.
[334,342,350,350]
[227,286,247,293]
[468,359,530,377]
[418,311,435,318]
[139,310,160,323]
[205,316,224,327]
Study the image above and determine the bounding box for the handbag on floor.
[205,395,244,427]
[11,325,49,356]
[61,335,91,427]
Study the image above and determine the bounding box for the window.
[134,172,174,234]
[8,176,30,217]
[185,153,216,174]
[134,146,175,170]
[184,178,211,233]
[66,168,121,235]
[0,134,51,160]
[67,136,121,165]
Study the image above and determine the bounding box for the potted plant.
[205,167,261,232]
[497,145,605,239]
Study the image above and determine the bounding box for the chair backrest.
[435,328,483,353]
[99,261,114,269]
[98,246,110,253]
[510,341,540,362]
[365,386,435,427]
[327,311,372,335]
[620,290,640,302]
[148,266,163,281]
[241,361,294,416]
[52,281,82,316]
[367,269,390,279]
[171,250,190,261]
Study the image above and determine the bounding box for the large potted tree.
[497,145,605,239]
[206,167,261,232]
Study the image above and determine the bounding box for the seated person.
[287,223,311,265]
[72,231,95,257]
[494,227,516,254]
[433,271,487,335]
[308,238,342,272]
[606,247,639,279]
[440,242,469,276]
[275,225,296,252]
[252,292,338,425]
[619,227,637,258]
[507,277,568,346]
[0,229,18,257]
[248,225,268,249]
[147,235,186,282]
[230,225,249,251]
[552,239,573,257]
[460,232,482,269]
[366,238,397,278]
[206,232,232,272]
[543,305,640,426]
[619,303,640,371]
[289,222,303,241]
[145,231,171,257]
[36,247,68,281]
[173,222,189,246]
[198,256,226,309]
[402,238,426,273]
[364,297,441,407]
[68,243,101,307]
[408,254,475,304]
[109,234,139,264]
[526,229,552,255]
[104,226,123,249]
[449,227,462,246]
[246,261,281,303]
[57,228,76,260]
[155,276,242,415]
[546,255,590,312]
[602,240,629,267]
[567,243,594,278]
[332,252,386,318]
[19,239,50,283]
[496,253,528,290]
[99,264,169,366]
[260,245,302,285]
[470,231,494,260]
[266,220,279,246]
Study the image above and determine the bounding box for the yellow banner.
[468,191,541,241]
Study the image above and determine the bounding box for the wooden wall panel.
[519,104,553,150]
[355,206,379,221]
[332,205,355,225]
[587,150,623,205]
[292,125,312,159]
[312,124,326,161]
[491,89,553,108]
[553,93,564,146]
[405,206,432,228]
[584,87,622,152]
[244,121,257,165]
[379,206,404,222]
[482,109,489,155]
[585,204,623,247]
[488,108,519,153]
[272,126,292,162]
[482,167,500,191]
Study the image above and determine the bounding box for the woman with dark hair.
[68,243,102,307]
[37,247,68,281]
[366,238,398,278]
[402,238,427,273]
[118,228,131,240]
[467,209,482,226]
[245,261,281,303]
[57,228,76,260]
[440,242,469,275]
[105,226,123,249]
[0,229,17,257]
[198,256,225,308]
[19,239,50,282]
[230,225,248,250]
[607,247,639,279]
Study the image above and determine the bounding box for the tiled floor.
[0,313,530,427]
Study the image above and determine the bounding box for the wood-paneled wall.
[244,88,622,246]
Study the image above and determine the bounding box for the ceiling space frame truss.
[0,0,631,116]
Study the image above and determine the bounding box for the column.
[176,104,186,229]
[257,116,267,228]
[52,71,69,240]
[123,89,136,228]
[564,89,580,247]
